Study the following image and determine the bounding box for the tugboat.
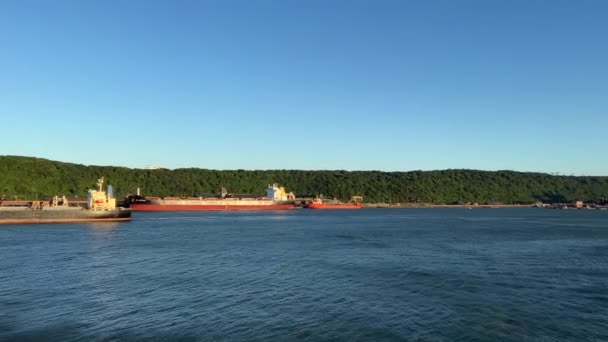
[307,196,363,209]
[0,177,131,224]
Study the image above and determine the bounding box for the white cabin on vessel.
[87,177,117,210]
[265,184,295,201]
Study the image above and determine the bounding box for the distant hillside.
[1,156,607,204]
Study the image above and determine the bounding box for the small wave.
[456,217,526,222]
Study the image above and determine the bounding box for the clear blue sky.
[1,0,606,174]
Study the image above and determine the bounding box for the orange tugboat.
[307,196,363,209]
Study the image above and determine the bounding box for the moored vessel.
[0,178,131,224]
[129,184,296,211]
[306,196,363,209]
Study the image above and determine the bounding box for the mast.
[97,177,104,192]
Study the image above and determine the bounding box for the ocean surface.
[1,208,607,341]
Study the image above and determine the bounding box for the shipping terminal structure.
[306,196,363,209]
[129,184,297,211]
[0,177,131,224]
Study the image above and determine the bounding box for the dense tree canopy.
[1,156,607,204]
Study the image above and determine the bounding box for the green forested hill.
[1,156,607,204]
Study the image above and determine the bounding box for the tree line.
[1,156,608,204]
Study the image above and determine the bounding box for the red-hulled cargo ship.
[129,184,296,211]
[306,196,363,209]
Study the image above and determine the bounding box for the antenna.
[97,177,104,192]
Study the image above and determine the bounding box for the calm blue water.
[1,208,607,341]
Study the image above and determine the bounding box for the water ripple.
[1,209,607,341]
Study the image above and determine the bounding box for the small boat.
[0,177,131,224]
[306,196,363,209]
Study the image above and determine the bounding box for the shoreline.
[363,203,533,209]
[362,203,608,210]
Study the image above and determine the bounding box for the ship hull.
[307,203,362,209]
[130,204,295,211]
[0,208,131,224]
